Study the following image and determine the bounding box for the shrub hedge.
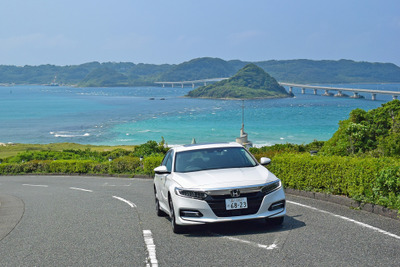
[0,156,153,177]
[268,153,400,211]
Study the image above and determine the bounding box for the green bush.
[0,156,161,176]
[143,155,163,175]
[373,166,400,209]
[22,160,51,173]
[133,140,168,157]
[321,100,400,157]
[48,160,77,174]
[250,141,324,161]
[0,163,23,174]
[268,153,400,210]
[109,156,141,174]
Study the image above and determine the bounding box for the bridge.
[280,82,400,101]
[154,78,400,101]
[155,78,229,88]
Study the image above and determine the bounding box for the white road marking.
[287,200,400,240]
[102,182,132,187]
[113,196,151,265]
[211,232,279,250]
[112,196,137,208]
[22,184,48,187]
[143,230,158,267]
[69,187,93,192]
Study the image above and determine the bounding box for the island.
[186,63,292,99]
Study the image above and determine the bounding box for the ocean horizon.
[0,84,399,147]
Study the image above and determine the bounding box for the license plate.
[225,197,248,210]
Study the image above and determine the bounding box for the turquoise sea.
[0,84,399,146]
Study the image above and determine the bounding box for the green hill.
[1,58,400,86]
[255,59,400,83]
[158,57,238,82]
[78,67,130,87]
[186,63,291,99]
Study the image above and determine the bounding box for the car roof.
[172,142,243,153]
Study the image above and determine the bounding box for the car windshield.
[174,147,257,173]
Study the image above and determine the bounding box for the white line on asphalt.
[102,182,132,187]
[69,187,93,192]
[22,184,48,187]
[287,200,400,240]
[112,196,152,266]
[143,230,158,267]
[112,196,137,208]
[211,232,278,250]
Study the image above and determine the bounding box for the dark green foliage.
[132,140,169,157]
[321,100,400,157]
[4,149,120,163]
[158,57,237,82]
[1,58,399,86]
[373,167,400,209]
[104,148,132,159]
[269,153,400,211]
[109,156,141,174]
[249,141,325,160]
[187,64,291,99]
[0,140,168,176]
[0,62,101,85]
[255,59,400,83]
[143,155,164,175]
[78,67,130,87]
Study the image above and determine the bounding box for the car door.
[156,150,173,206]
[155,151,169,200]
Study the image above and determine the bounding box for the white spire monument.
[235,100,253,148]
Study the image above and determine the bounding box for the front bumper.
[172,187,286,226]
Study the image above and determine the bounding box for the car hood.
[172,165,278,189]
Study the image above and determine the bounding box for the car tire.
[266,216,284,226]
[169,197,185,234]
[155,196,166,217]
[154,187,166,217]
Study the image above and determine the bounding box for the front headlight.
[261,180,282,195]
[175,188,208,200]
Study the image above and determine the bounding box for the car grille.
[205,192,264,217]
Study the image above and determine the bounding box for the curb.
[285,188,400,221]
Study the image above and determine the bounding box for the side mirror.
[260,157,271,166]
[154,165,170,174]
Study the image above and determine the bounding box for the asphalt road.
[0,175,399,266]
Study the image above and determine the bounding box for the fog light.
[180,210,203,217]
[269,200,285,211]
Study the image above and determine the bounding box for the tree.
[321,100,400,157]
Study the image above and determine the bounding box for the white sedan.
[153,142,286,233]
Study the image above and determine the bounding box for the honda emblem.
[230,189,241,197]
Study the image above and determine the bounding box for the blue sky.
[1,0,399,66]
